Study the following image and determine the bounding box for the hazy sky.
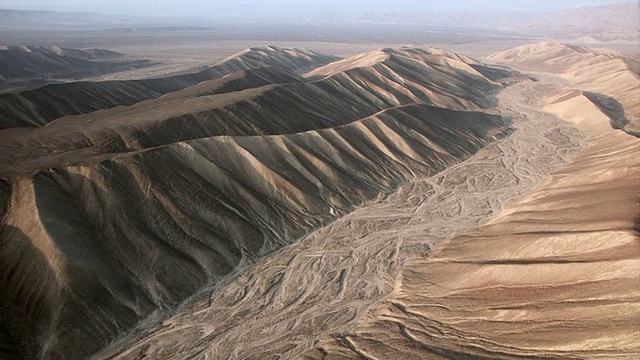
[1,0,631,18]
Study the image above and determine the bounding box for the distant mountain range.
[0,9,125,27]
[0,9,216,28]
[355,2,640,43]
[1,2,638,43]
[0,2,640,43]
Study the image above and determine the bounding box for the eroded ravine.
[98,74,586,359]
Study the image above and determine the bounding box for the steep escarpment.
[0,47,516,359]
[0,46,337,129]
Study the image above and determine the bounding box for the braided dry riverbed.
[98,74,586,360]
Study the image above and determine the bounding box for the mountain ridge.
[0,46,338,129]
[0,47,522,178]
[0,45,156,91]
[0,46,515,359]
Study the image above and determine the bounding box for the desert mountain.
[0,46,519,359]
[0,45,155,91]
[521,1,639,42]
[488,42,640,134]
[91,42,640,360]
[300,43,640,359]
[0,46,337,129]
[304,93,640,359]
[0,47,520,178]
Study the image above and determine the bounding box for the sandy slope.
[305,86,640,360]
[297,48,640,359]
[488,42,640,134]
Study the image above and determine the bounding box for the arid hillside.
[0,45,156,91]
[488,42,640,134]
[0,47,521,177]
[94,43,640,360]
[300,43,640,359]
[0,46,519,359]
[0,46,338,129]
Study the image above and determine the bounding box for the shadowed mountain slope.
[0,109,509,360]
[0,45,156,92]
[0,45,123,80]
[0,47,515,359]
[0,46,338,129]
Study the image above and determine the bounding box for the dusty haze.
[1,0,633,18]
